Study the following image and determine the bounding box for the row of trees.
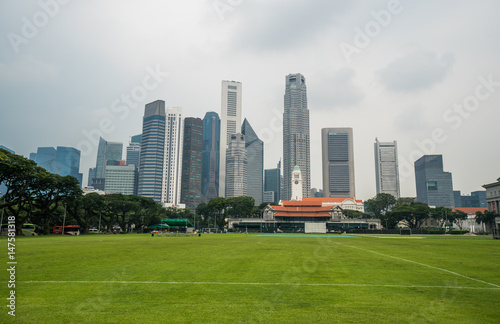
[362,193,497,230]
[0,149,191,235]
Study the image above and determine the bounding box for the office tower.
[219,80,242,197]
[321,128,355,198]
[264,161,281,204]
[104,164,136,195]
[138,100,166,203]
[241,118,263,205]
[55,146,83,186]
[225,133,247,198]
[126,135,142,167]
[201,112,221,203]
[30,146,83,186]
[414,155,454,208]
[180,117,203,211]
[94,137,123,179]
[263,191,274,203]
[283,73,310,201]
[453,190,487,208]
[374,138,400,198]
[162,107,184,207]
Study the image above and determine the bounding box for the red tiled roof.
[275,212,332,217]
[282,200,322,207]
[281,197,363,206]
[272,206,333,212]
[452,207,488,214]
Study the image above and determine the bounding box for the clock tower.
[291,165,303,201]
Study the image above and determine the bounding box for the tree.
[364,193,397,218]
[390,202,431,229]
[475,211,497,232]
[207,197,228,228]
[449,210,468,230]
[431,206,453,228]
[227,196,255,218]
[343,209,372,219]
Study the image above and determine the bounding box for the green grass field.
[1,233,500,323]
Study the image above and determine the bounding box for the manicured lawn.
[1,233,500,323]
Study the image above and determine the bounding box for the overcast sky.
[1,0,499,201]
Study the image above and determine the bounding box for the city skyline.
[1,1,499,201]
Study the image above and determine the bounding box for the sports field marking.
[332,242,500,288]
[368,236,426,239]
[16,280,500,290]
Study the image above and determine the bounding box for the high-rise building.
[225,133,247,198]
[126,135,142,168]
[414,155,454,208]
[374,138,400,198]
[321,128,355,198]
[104,164,136,195]
[94,137,123,179]
[241,118,263,205]
[283,73,310,201]
[161,107,184,207]
[264,161,281,204]
[453,190,487,208]
[31,146,83,186]
[219,80,242,197]
[138,100,166,203]
[180,117,203,211]
[201,112,221,203]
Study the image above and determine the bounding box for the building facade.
[322,128,355,198]
[219,80,242,197]
[264,160,281,204]
[201,112,221,203]
[161,107,184,207]
[104,164,137,195]
[283,73,310,201]
[374,138,400,198]
[31,146,83,187]
[180,117,203,212]
[138,100,166,203]
[241,118,263,205]
[414,155,454,208]
[126,135,142,168]
[225,133,247,198]
[483,177,500,214]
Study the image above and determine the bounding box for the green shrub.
[449,230,469,235]
[429,230,446,234]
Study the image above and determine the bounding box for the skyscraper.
[181,117,203,211]
[414,155,454,208]
[225,133,247,198]
[94,137,123,179]
[241,118,263,205]
[321,128,355,198]
[126,134,142,168]
[104,164,136,195]
[283,73,310,201]
[374,138,400,198]
[31,146,83,187]
[162,107,184,207]
[138,100,166,203]
[201,112,221,203]
[219,80,242,197]
[264,160,281,204]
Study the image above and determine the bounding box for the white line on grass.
[15,280,500,290]
[332,242,500,288]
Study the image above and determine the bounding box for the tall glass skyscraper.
[31,146,83,187]
[283,73,310,200]
[225,133,247,198]
[321,128,355,198]
[94,137,123,179]
[264,160,281,204]
[374,138,400,198]
[242,118,263,205]
[126,134,142,168]
[138,100,166,203]
[201,112,221,203]
[415,155,454,208]
[220,80,242,197]
[181,117,203,211]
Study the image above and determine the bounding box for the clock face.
[294,180,299,184]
